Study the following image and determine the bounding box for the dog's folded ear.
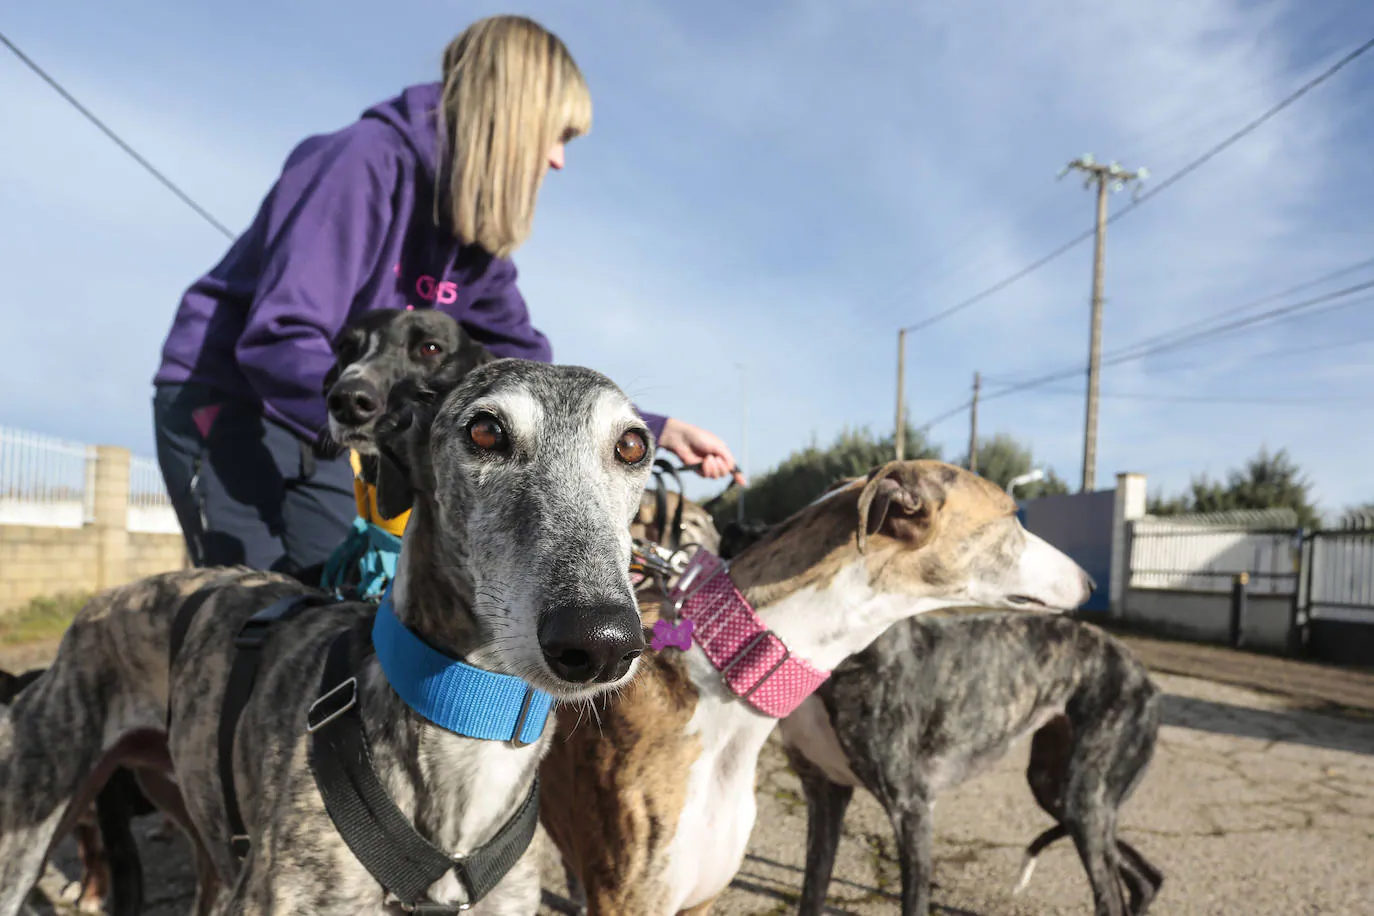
[372,386,430,521]
[856,461,943,553]
[428,338,495,393]
[461,336,497,370]
[371,356,478,521]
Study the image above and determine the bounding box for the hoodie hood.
[361,82,444,179]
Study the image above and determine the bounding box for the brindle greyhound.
[0,356,658,915]
[778,610,1163,916]
[539,462,1096,915]
[0,668,159,916]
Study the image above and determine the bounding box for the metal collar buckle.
[306,676,358,733]
[507,687,537,748]
[669,555,729,617]
[718,630,792,700]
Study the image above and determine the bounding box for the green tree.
[1146,447,1320,528]
[953,433,1070,500]
[1146,492,1191,516]
[710,424,941,527]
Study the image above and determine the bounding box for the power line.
[1096,281,1374,366]
[912,398,975,433]
[1222,330,1374,362]
[987,256,1374,387]
[969,282,1374,409]
[1103,256,1374,363]
[896,33,1374,335]
[1112,34,1374,216]
[912,282,1374,430]
[1031,387,1374,407]
[0,29,235,240]
[900,228,1096,334]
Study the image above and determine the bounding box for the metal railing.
[0,426,179,533]
[1302,524,1374,623]
[126,454,179,535]
[128,455,173,511]
[1128,520,1300,596]
[0,426,96,527]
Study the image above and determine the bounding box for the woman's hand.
[657,418,747,487]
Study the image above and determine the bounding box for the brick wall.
[1,446,188,615]
[0,525,101,612]
[127,532,190,583]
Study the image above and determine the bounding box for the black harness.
[650,458,688,548]
[168,590,540,911]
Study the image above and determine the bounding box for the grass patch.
[0,593,89,645]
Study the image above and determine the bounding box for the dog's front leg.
[786,746,854,916]
[888,801,935,916]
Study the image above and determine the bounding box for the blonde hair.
[439,16,592,257]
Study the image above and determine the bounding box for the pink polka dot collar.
[663,549,829,718]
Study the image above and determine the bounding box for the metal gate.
[1299,525,1374,667]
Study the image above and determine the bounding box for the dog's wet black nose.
[1083,571,1098,594]
[327,379,382,425]
[538,605,645,684]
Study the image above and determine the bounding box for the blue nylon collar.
[371,591,553,745]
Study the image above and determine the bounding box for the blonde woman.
[152,15,741,577]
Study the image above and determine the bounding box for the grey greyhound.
[775,608,1164,916]
[0,356,657,915]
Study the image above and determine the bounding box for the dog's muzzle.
[327,377,384,428]
[537,604,645,685]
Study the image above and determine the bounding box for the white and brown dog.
[540,460,1094,915]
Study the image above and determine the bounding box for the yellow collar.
[351,451,410,536]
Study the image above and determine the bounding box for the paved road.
[14,645,1374,915]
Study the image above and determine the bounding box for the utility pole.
[894,329,907,461]
[1060,155,1147,493]
[968,371,981,474]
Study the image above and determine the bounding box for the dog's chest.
[660,650,778,912]
[778,695,861,787]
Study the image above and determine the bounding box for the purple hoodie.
[154,83,667,442]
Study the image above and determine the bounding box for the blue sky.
[2,0,1372,515]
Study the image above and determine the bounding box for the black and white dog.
[320,306,493,460]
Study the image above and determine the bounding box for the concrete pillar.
[1108,472,1147,617]
[92,446,131,590]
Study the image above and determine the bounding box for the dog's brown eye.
[468,415,507,452]
[616,430,648,465]
[417,341,444,359]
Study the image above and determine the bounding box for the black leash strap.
[219,594,334,857]
[667,458,741,517]
[307,629,541,910]
[652,459,686,547]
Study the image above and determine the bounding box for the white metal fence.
[0,425,178,533]
[127,454,180,534]
[1127,514,1301,596]
[0,427,96,528]
[1302,522,1374,623]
